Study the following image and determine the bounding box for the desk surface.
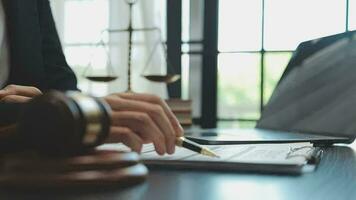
[1,143,355,200]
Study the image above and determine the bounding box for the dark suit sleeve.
[37,0,78,91]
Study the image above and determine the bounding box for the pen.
[176,137,220,158]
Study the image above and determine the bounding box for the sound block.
[0,150,148,189]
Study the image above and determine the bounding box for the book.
[165,99,192,113]
[166,99,192,126]
[173,112,192,126]
[99,142,322,175]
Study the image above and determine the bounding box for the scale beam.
[84,0,180,91]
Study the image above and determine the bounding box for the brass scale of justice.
[84,0,180,92]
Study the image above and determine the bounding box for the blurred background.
[49,0,356,129]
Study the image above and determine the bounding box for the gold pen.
[176,137,220,158]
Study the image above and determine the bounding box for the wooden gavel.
[0,92,149,189]
[0,91,111,155]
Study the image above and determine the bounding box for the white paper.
[99,142,315,166]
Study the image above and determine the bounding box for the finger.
[111,111,167,155]
[105,96,176,154]
[0,89,10,99]
[116,93,184,137]
[1,95,32,103]
[3,85,42,97]
[106,127,143,153]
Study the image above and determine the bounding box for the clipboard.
[99,142,323,175]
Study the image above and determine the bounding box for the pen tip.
[201,148,220,158]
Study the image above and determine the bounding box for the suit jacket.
[2,0,77,91]
[0,0,78,125]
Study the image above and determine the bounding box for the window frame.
[170,0,353,128]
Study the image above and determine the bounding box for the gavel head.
[18,91,111,155]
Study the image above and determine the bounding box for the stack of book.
[165,99,192,127]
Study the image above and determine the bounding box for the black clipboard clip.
[286,146,323,164]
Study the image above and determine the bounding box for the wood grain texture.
[0,124,17,137]
[0,151,148,190]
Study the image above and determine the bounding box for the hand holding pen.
[176,137,219,158]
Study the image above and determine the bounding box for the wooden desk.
[0,143,355,200]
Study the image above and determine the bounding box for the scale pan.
[86,76,118,82]
[143,74,180,83]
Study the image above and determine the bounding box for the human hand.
[0,85,42,103]
[103,93,184,155]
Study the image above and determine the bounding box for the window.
[215,0,351,128]
[218,0,262,51]
[264,0,345,50]
[349,0,356,30]
[62,0,110,96]
[218,53,261,120]
[180,0,205,119]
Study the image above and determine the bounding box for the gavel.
[0,92,149,189]
[0,91,111,155]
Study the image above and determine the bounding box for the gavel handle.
[0,103,27,153]
[0,124,27,153]
[0,102,24,126]
[0,124,17,135]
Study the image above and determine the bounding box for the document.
[99,142,321,174]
